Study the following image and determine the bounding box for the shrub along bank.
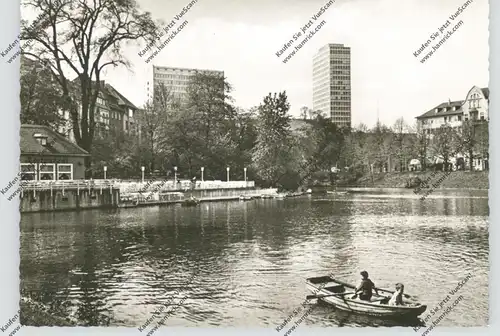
[342,171,489,189]
[19,296,76,326]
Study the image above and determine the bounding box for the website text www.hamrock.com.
[413,0,475,64]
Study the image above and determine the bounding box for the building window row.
[330,68,350,73]
[332,76,350,80]
[155,71,222,78]
[155,74,194,79]
[158,79,193,85]
[329,48,350,53]
[20,163,73,181]
[422,114,465,125]
[443,115,462,122]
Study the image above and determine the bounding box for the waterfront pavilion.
[20,125,90,180]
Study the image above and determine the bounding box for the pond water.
[20,188,489,328]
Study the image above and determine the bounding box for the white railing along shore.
[17,179,255,193]
[18,179,115,190]
[118,180,255,193]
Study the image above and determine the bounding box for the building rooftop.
[68,78,138,110]
[416,100,464,119]
[20,125,90,156]
[314,43,350,57]
[153,65,224,73]
[481,87,489,100]
[102,83,138,110]
[417,86,489,119]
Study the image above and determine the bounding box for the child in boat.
[388,283,404,305]
[354,271,379,301]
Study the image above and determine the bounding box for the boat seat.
[324,285,345,293]
[309,276,332,284]
[376,297,390,304]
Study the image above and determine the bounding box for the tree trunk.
[468,149,474,171]
[150,139,155,172]
[81,136,93,178]
[369,162,374,185]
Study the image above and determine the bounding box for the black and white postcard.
[0,0,492,334]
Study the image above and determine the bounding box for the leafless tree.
[474,122,489,170]
[20,0,159,174]
[431,125,459,171]
[299,106,308,120]
[137,82,180,172]
[456,120,479,171]
[410,121,430,171]
[392,117,409,171]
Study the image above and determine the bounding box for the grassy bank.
[20,297,76,326]
[346,171,489,189]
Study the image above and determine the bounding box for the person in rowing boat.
[388,283,404,305]
[353,271,379,301]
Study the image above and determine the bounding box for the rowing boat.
[306,275,427,319]
[118,202,138,208]
[182,198,200,206]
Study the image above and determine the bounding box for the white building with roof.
[416,85,489,134]
[415,85,489,171]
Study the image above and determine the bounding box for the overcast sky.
[32,0,491,128]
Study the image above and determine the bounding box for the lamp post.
[201,167,204,182]
[330,166,336,189]
[226,167,230,182]
[141,166,145,183]
[103,166,107,180]
[174,166,178,183]
[244,167,247,182]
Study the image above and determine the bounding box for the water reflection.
[20,189,488,327]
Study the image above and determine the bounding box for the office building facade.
[152,66,224,101]
[312,44,351,128]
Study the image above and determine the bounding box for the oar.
[306,292,354,300]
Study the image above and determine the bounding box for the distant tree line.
[20,66,489,188]
[88,73,490,189]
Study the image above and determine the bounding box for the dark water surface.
[20,188,489,327]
